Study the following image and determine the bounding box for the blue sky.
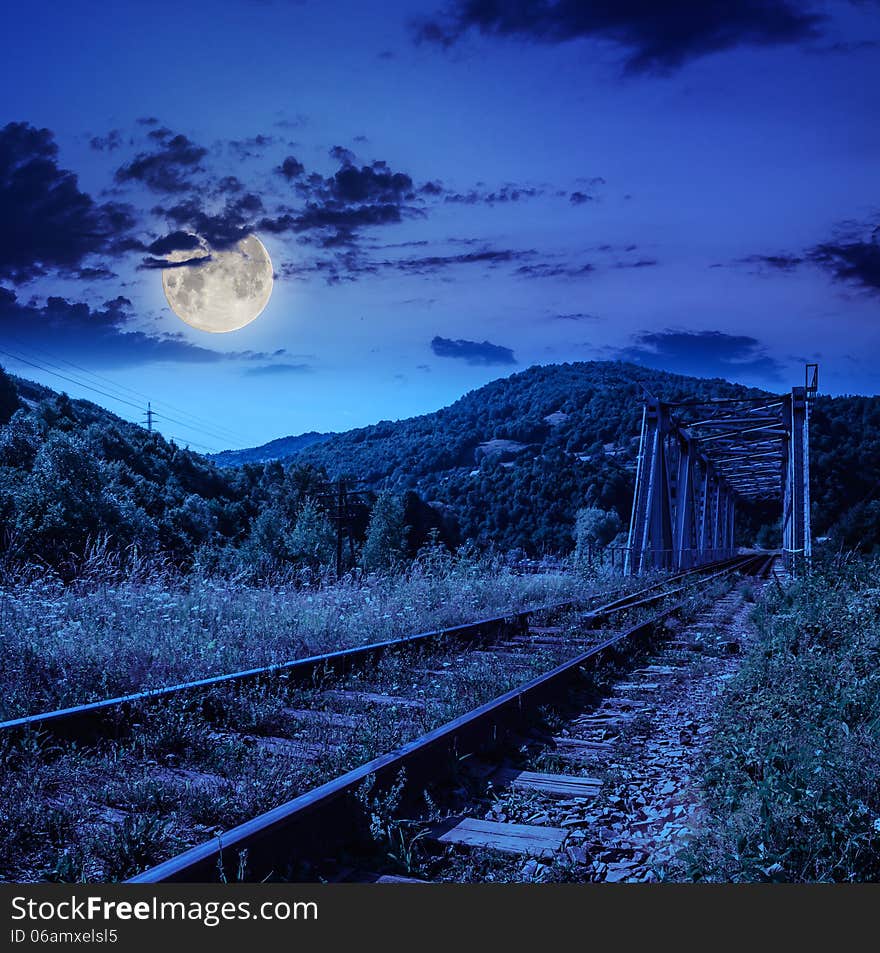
[1,1,878,450]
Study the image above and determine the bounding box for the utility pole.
[335,477,346,581]
[144,401,154,432]
[317,476,367,581]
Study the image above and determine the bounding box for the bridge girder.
[624,370,816,575]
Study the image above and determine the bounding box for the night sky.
[1,1,878,450]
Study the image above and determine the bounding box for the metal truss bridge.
[625,365,818,574]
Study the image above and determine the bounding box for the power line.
[0,347,146,415]
[0,347,218,453]
[164,434,220,453]
[0,337,252,447]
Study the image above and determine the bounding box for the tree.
[287,498,335,568]
[361,492,407,572]
[0,365,20,425]
[241,503,292,570]
[574,505,621,565]
[12,431,153,564]
[0,410,41,469]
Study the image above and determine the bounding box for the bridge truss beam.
[625,369,816,575]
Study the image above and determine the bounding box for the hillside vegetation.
[226,361,880,554]
[678,555,880,881]
[1,361,878,573]
[256,362,766,552]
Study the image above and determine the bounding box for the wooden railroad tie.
[550,736,613,755]
[283,707,359,729]
[426,816,567,857]
[492,767,602,799]
[321,690,426,710]
[240,735,330,760]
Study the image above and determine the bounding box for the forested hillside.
[1,361,878,573]
[276,362,769,552]
[0,368,348,575]
[810,395,880,549]
[227,361,880,554]
[211,430,333,467]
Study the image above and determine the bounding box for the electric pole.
[335,477,346,581]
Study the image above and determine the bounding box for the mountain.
[226,362,771,552]
[222,360,880,554]
[211,431,333,467]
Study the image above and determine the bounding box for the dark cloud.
[739,253,805,271]
[279,251,374,285]
[385,248,526,275]
[550,312,600,321]
[515,261,595,279]
[259,154,419,246]
[329,145,356,165]
[742,225,880,292]
[243,362,313,377]
[614,257,657,268]
[115,129,207,193]
[329,161,414,204]
[569,191,592,204]
[227,134,275,159]
[74,266,117,281]
[373,239,431,250]
[261,203,407,244]
[136,228,210,269]
[89,130,123,152]
[0,122,135,284]
[161,193,264,250]
[414,1,824,72]
[273,115,309,131]
[282,242,608,285]
[282,244,536,284]
[0,288,258,368]
[277,155,305,179]
[138,255,212,271]
[617,328,784,380]
[810,231,880,292]
[214,175,245,194]
[430,335,517,365]
[442,184,543,205]
[146,231,202,256]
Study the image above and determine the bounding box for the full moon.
[161,234,273,333]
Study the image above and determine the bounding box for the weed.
[673,555,880,882]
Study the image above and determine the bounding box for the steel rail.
[0,555,756,740]
[127,554,764,883]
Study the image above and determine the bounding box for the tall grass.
[0,546,597,720]
[676,554,880,882]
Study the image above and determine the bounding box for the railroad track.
[0,553,749,742]
[117,552,773,884]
